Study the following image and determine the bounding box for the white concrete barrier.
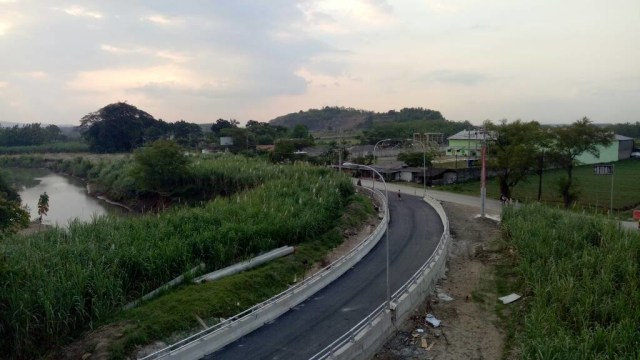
[192,246,294,283]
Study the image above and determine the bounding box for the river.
[12,168,124,226]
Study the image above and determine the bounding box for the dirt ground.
[374,201,505,360]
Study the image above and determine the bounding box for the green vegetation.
[547,118,614,207]
[438,159,640,216]
[0,140,89,154]
[500,204,640,359]
[269,106,455,138]
[0,123,66,146]
[0,156,355,358]
[109,194,375,358]
[37,192,49,223]
[485,120,545,199]
[0,170,29,236]
[397,151,432,167]
[361,118,470,145]
[130,140,189,199]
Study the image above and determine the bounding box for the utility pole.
[480,128,487,217]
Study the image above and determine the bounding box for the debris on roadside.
[498,293,521,304]
[437,292,454,302]
[425,313,441,327]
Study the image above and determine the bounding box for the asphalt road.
[207,193,444,360]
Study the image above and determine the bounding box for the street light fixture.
[412,140,427,196]
[371,139,391,191]
[343,162,390,309]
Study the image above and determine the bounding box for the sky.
[0,0,638,126]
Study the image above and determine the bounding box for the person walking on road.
[397,189,402,200]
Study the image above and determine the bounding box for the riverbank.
[17,220,52,236]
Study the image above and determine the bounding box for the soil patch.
[375,202,505,360]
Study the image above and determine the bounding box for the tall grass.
[0,156,354,358]
[0,141,89,154]
[501,204,640,359]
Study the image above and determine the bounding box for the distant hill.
[269,107,446,131]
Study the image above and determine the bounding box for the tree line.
[485,117,614,208]
[0,123,66,147]
[79,102,311,154]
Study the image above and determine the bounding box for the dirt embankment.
[376,202,506,360]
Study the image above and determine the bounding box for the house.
[575,134,634,164]
[446,129,495,157]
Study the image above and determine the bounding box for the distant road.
[207,194,444,360]
[357,178,503,217]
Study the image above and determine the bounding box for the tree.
[548,117,614,208]
[211,118,239,136]
[131,140,189,198]
[171,120,203,147]
[485,120,544,199]
[0,171,29,235]
[397,152,432,168]
[37,192,49,224]
[290,124,310,139]
[79,102,161,153]
[0,194,29,236]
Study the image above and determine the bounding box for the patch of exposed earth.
[375,201,505,360]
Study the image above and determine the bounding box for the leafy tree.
[0,171,29,235]
[0,123,66,147]
[211,118,239,136]
[485,120,545,198]
[37,192,49,224]
[131,140,189,198]
[397,152,432,167]
[548,117,614,208]
[246,120,288,145]
[0,194,29,236]
[291,124,310,139]
[171,120,203,147]
[79,102,160,153]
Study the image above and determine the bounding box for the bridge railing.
[309,193,450,360]
[140,186,388,359]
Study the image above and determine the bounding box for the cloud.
[0,81,8,88]
[423,70,490,86]
[68,65,205,93]
[0,21,11,35]
[61,6,103,19]
[144,14,182,26]
[100,44,189,63]
[25,71,48,79]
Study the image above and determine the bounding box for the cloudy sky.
[0,0,638,126]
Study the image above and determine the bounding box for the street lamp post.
[344,162,390,309]
[412,140,427,196]
[372,139,391,191]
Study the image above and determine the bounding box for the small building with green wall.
[446,129,494,157]
[576,134,634,164]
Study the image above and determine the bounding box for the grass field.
[437,159,640,218]
[0,156,358,358]
[500,204,640,359]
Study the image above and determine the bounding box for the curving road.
[207,193,444,360]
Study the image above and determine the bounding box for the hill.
[268,106,446,132]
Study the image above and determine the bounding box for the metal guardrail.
[308,194,450,360]
[140,187,388,360]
